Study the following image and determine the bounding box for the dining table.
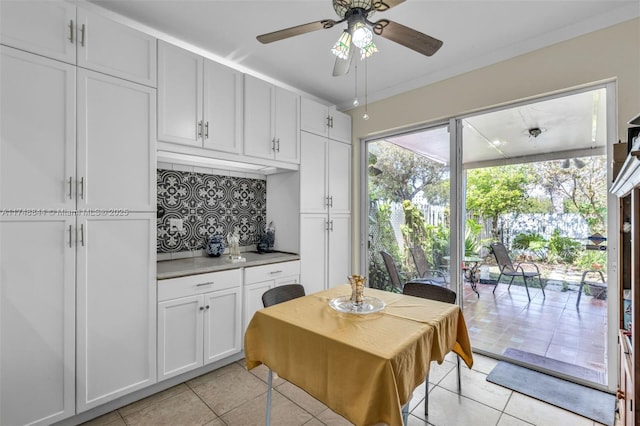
[244,284,473,426]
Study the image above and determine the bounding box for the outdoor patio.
[460,269,608,386]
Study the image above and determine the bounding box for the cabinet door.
[300,97,329,137]
[158,295,204,381]
[1,47,75,210]
[243,281,274,337]
[76,213,156,412]
[158,41,203,146]
[204,287,242,364]
[328,140,351,215]
[329,108,352,144]
[76,8,157,87]
[328,214,351,288]
[0,217,76,426]
[300,214,328,294]
[300,132,328,214]
[77,69,155,211]
[0,0,76,64]
[203,59,243,154]
[244,75,275,160]
[273,87,300,164]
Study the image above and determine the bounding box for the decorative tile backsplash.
[157,169,266,253]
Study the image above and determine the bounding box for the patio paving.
[460,273,608,386]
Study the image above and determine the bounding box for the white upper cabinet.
[158,41,242,154]
[0,46,76,210]
[244,75,300,164]
[0,0,77,64]
[76,8,157,87]
[0,1,157,87]
[158,42,202,146]
[77,69,156,212]
[203,59,243,153]
[300,97,351,144]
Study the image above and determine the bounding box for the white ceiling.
[385,87,608,166]
[85,0,639,110]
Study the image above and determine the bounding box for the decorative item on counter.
[256,221,276,253]
[227,231,245,263]
[204,234,226,257]
[348,274,366,307]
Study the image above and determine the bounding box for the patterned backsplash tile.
[157,169,266,253]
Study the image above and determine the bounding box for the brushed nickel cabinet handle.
[204,121,209,139]
[196,282,214,287]
[68,176,73,199]
[80,224,85,246]
[68,225,72,248]
[80,24,86,47]
[69,20,74,43]
[197,121,203,138]
[269,270,283,275]
[79,177,84,199]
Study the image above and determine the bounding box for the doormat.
[502,347,605,385]
[487,361,615,426]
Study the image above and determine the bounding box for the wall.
[348,18,640,271]
[157,167,267,255]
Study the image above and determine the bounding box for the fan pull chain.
[353,62,359,107]
[363,58,370,120]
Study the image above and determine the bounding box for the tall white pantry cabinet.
[0,2,157,424]
[299,98,352,294]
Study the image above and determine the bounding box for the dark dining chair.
[490,242,544,301]
[402,281,461,416]
[409,246,449,285]
[262,284,306,307]
[261,283,306,426]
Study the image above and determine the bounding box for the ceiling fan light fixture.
[331,30,352,59]
[352,21,373,48]
[360,41,378,59]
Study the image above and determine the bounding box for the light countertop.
[157,251,300,280]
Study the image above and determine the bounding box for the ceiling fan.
[256,0,443,77]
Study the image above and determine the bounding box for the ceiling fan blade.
[372,19,443,56]
[332,45,354,77]
[257,19,337,44]
[372,0,407,12]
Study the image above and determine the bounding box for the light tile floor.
[461,278,608,384]
[82,353,615,426]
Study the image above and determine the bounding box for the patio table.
[244,285,473,426]
[443,255,483,296]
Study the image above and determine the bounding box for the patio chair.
[380,251,438,292]
[576,270,607,308]
[490,242,545,301]
[402,282,461,416]
[409,246,449,285]
[261,284,306,426]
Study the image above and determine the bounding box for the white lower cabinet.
[300,214,351,294]
[157,269,242,381]
[76,214,157,412]
[0,217,75,426]
[243,261,300,336]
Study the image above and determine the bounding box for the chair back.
[380,251,403,291]
[490,242,515,273]
[262,284,306,307]
[410,246,430,277]
[403,281,456,304]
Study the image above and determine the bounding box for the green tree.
[369,142,447,203]
[466,165,531,238]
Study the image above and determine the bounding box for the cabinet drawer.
[244,261,300,285]
[158,269,242,301]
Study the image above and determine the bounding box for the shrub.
[547,228,581,264]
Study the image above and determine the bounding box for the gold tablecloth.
[244,285,473,426]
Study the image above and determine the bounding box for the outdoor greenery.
[367,139,609,289]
